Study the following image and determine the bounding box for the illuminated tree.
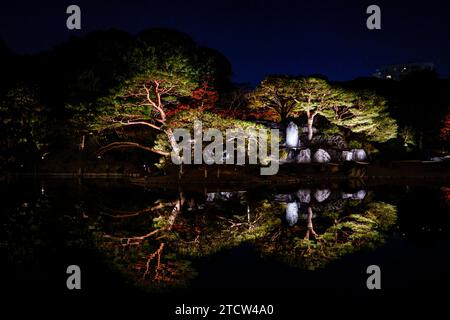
[330,91,398,143]
[60,29,230,161]
[249,75,305,123]
[0,86,48,167]
[293,77,353,141]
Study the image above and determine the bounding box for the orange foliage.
[440,108,450,142]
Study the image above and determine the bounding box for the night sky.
[1,0,450,84]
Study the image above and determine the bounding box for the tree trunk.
[79,134,85,151]
[419,130,423,151]
[307,116,314,141]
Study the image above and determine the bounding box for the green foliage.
[64,29,229,138]
[154,109,276,160]
[173,199,282,257]
[322,124,342,138]
[250,76,397,145]
[0,86,48,165]
[399,126,417,147]
[249,75,306,122]
[364,202,397,231]
[261,201,397,270]
[348,140,363,149]
[331,91,398,143]
[294,77,352,119]
[279,149,290,161]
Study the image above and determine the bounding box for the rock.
[352,190,367,200]
[351,149,367,161]
[285,202,299,226]
[287,149,296,161]
[286,122,299,148]
[219,191,233,200]
[313,149,331,163]
[206,193,215,202]
[314,189,331,202]
[275,194,294,202]
[342,190,367,200]
[296,189,311,203]
[327,149,341,162]
[296,149,311,163]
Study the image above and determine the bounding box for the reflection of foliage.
[260,201,397,270]
[91,195,199,291]
[98,237,197,291]
[173,199,282,256]
[1,196,99,266]
[0,199,50,265]
[90,194,397,286]
[89,195,284,289]
[2,184,398,292]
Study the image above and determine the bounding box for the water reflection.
[3,180,449,292]
[79,185,396,290]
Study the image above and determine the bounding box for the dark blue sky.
[1,0,450,84]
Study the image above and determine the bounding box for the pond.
[1,178,449,307]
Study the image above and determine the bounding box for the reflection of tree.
[304,207,319,240]
[2,184,399,292]
[1,198,51,266]
[93,192,199,291]
[85,191,396,288]
[259,202,397,270]
[171,199,282,257]
[89,193,282,289]
[99,202,171,219]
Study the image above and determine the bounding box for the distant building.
[374,62,435,80]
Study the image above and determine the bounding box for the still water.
[1,178,450,298]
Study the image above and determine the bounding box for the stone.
[286,202,299,226]
[352,190,367,200]
[206,193,215,202]
[313,149,331,163]
[327,149,341,162]
[296,189,311,203]
[342,151,353,161]
[342,190,367,200]
[314,189,331,202]
[296,149,311,163]
[275,194,294,202]
[351,149,367,161]
[310,134,347,149]
[286,121,299,148]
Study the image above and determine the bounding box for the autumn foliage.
[440,108,450,143]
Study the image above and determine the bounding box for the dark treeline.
[0,28,449,173]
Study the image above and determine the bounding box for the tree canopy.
[250,75,397,143]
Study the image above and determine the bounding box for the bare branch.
[95,142,169,156]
